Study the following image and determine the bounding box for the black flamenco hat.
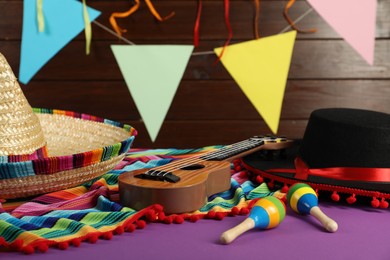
[242,108,390,208]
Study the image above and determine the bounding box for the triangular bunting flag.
[111,45,194,142]
[214,31,297,134]
[19,0,101,84]
[307,0,377,65]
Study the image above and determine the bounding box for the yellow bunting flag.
[214,31,296,134]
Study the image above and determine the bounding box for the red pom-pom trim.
[136,220,146,229]
[115,226,125,235]
[235,165,243,172]
[145,210,156,221]
[346,194,357,204]
[163,216,173,224]
[255,175,264,184]
[153,204,164,212]
[126,223,136,232]
[380,198,389,209]
[206,211,216,219]
[371,197,380,208]
[239,207,249,215]
[174,215,184,224]
[331,191,340,202]
[281,184,289,193]
[158,211,166,221]
[0,236,5,246]
[215,212,225,220]
[36,242,49,253]
[71,238,81,247]
[87,234,99,244]
[102,231,113,240]
[22,245,35,255]
[233,159,241,166]
[10,239,24,250]
[189,215,200,222]
[58,242,69,250]
[238,170,246,178]
[230,207,240,215]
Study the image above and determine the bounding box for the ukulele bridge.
[135,170,181,183]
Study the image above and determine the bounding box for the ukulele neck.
[200,136,288,162]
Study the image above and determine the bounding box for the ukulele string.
[147,138,267,175]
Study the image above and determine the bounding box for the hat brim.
[242,141,390,199]
[0,109,136,199]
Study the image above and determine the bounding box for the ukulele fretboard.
[200,136,284,161]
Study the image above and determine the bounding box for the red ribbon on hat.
[267,156,390,182]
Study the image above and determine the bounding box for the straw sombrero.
[0,53,136,199]
[242,108,390,208]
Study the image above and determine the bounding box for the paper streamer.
[82,0,92,55]
[36,0,44,32]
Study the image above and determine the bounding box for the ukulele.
[118,136,292,214]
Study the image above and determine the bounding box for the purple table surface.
[1,201,389,260]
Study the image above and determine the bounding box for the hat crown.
[0,53,47,159]
[299,108,390,168]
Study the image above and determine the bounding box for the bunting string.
[283,0,316,33]
[93,20,135,45]
[93,6,313,56]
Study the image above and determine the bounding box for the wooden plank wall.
[1,0,390,148]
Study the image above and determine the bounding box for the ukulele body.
[118,160,231,214]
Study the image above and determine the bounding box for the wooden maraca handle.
[220,218,255,244]
[310,206,338,232]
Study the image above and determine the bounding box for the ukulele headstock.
[250,135,290,145]
[249,136,294,161]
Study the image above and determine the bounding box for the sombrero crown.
[243,108,390,208]
[0,53,47,161]
[0,53,137,199]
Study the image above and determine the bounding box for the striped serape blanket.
[0,147,282,254]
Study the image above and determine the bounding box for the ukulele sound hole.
[180,164,205,170]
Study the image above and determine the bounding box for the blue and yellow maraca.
[220,196,286,244]
[287,183,338,232]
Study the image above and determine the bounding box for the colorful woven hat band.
[0,108,136,199]
[0,108,136,179]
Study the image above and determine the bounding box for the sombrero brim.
[242,141,390,200]
[0,108,136,199]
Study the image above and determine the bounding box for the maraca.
[287,183,338,232]
[220,196,285,244]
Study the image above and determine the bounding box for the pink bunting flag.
[307,0,377,65]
